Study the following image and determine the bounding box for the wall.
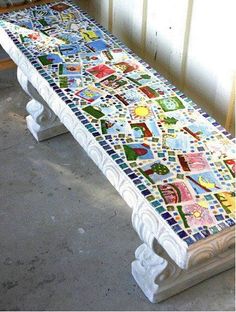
[76,0,235,134]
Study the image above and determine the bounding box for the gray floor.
[0,68,235,311]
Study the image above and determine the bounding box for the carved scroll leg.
[132,243,168,303]
[132,242,235,303]
[17,67,68,141]
[131,206,183,303]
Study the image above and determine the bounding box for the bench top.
[0,0,235,268]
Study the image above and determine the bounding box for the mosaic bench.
[0,0,235,303]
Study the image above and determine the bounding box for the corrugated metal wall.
[77,0,235,134]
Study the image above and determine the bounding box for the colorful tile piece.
[38,53,63,65]
[129,104,154,120]
[1,0,235,246]
[158,182,194,204]
[59,44,81,55]
[114,61,140,73]
[156,96,185,112]
[59,63,81,75]
[100,119,129,135]
[223,159,235,177]
[124,143,154,161]
[130,120,160,138]
[139,161,173,184]
[178,153,210,172]
[77,85,104,103]
[180,202,216,228]
[87,64,115,79]
[215,192,235,215]
[86,39,110,52]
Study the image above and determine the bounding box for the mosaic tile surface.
[0,0,235,246]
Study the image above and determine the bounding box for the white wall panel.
[77,0,110,29]
[185,0,235,126]
[145,0,190,86]
[112,0,144,53]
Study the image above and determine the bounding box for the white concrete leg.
[132,241,235,303]
[131,206,235,303]
[17,67,68,141]
[132,243,170,303]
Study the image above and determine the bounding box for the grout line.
[108,0,114,32]
[141,0,148,58]
[225,76,235,131]
[181,0,194,91]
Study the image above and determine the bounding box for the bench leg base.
[132,243,235,303]
[26,114,68,142]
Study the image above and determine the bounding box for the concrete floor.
[0,68,235,311]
